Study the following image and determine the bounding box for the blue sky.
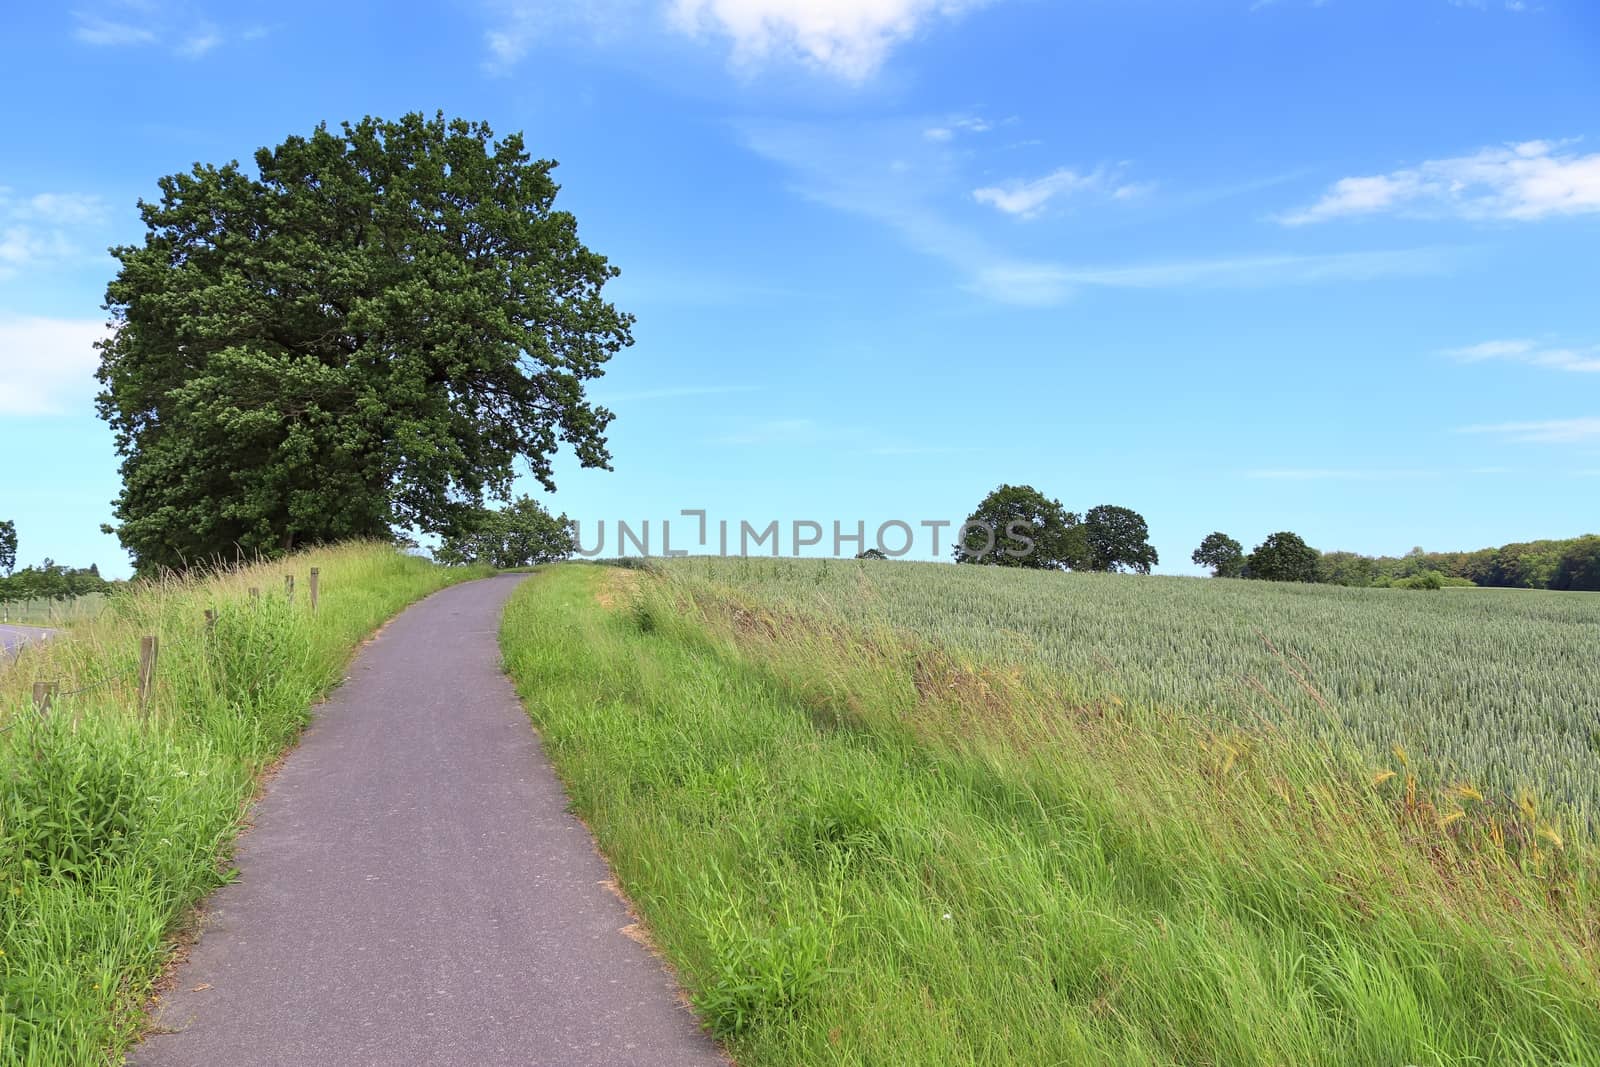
[1,0,1597,577]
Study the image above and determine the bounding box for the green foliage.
[1247,531,1320,583]
[1192,531,1245,578]
[1081,505,1158,574]
[0,544,476,1062]
[434,496,575,568]
[1314,535,1599,591]
[1552,535,1600,592]
[0,520,15,577]
[953,484,1082,569]
[96,112,634,573]
[855,549,888,561]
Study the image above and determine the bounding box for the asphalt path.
[131,574,725,1067]
[0,623,54,656]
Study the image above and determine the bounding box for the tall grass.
[665,557,1600,835]
[502,563,1600,1066]
[0,543,480,1065]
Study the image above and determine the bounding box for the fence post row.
[138,635,159,720]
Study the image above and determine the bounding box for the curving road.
[130,575,726,1067]
[0,623,54,656]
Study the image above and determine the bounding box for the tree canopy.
[96,112,633,573]
[1192,532,1244,578]
[0,520,14,577]
[1247,531,1320,583]
[954,484,1083,569]
[434,496,574,568]
[1081,505,1158,574]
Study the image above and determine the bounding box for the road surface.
[131,574,725,1067]
[0,623,54,656]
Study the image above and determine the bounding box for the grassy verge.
[0,544,483,1064]
[502,564,1600,1066]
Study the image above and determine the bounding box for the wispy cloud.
[484,0,991,80]
[0,188,107,279]
[71,6,262,58]
[0,317,108,416]
[924,116,995,142]
[971,247,1463,303]
[1282,139,1600,224]
[739,118,1462,306]
[668,0,992,81]
[1461,417,1600,444]
[1446,339,1600,374]
[72,14,156,46]
[1244,468,1439,481]
[972,165,1143,219]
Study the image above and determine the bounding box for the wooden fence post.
[204,608,217,633]
[309,568,320,613]
[285,574,295,603]
[31,681,56,720]
[249,587,260,604]
[138,636,159,719]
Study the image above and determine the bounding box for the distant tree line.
[0,561,113,615]
[0,519,117,618]
[1192,530,1600,592]
[955,485,1159,574]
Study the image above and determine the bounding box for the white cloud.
[0,317,108,416]
[669,0,988,80]
[0,188,107,279]
[1446,339,1600,374]
[971,247,1461,303]
[1244,468,1437,481]
[73,15,158,46]
[1461,417,1600,444]
[11,192,106,225]
[71,6,254,58]
[924,117,995,142]
[740,119,1463,306]
[1283,139,1600,224]
[177,27,223,57]
[972,167,1111,218]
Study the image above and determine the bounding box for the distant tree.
[1552,535,1600,592]
[954,484,1083,569]
[856,548,888,561]
[1247,531,1320,583]
[1191,532,1244,578]
[434,496,574,568]
[96,112,633,573]
[1081,505,1158,574]
[0,520,15,577]
[1315,551,1378,587]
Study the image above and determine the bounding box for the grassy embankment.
[0,544,482,1064]
[502,561,1600,1066]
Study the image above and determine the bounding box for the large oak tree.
[96,113,633,572]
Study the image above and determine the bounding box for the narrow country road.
[131,575,726,1067]
[0,623,54,656]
